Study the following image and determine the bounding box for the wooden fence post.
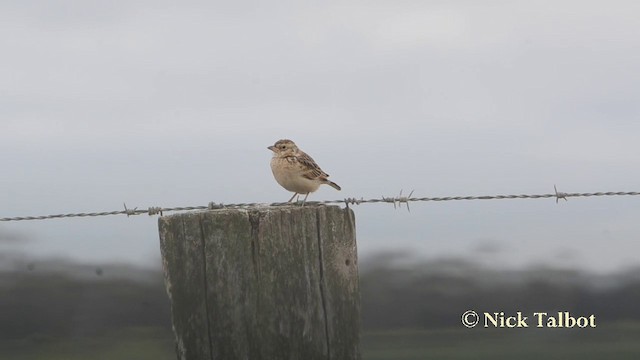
[158,205,360,360]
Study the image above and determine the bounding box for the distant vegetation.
[2,252,640,359]
[360,252,640,329]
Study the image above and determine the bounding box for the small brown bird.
[268,139,341,204]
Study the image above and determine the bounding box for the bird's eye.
[280,145,286,149]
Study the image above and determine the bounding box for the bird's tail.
[325,180,341,191]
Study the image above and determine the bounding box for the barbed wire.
[1,186,639,222]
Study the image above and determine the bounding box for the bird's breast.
[270,157,320,193]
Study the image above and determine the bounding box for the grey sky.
[1,1,640,272]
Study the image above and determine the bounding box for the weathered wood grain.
[158,205,360,360]
[159,212,212,360]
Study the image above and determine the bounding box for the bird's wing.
[295,151,330,180]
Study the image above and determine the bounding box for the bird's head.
[268,139,298,156]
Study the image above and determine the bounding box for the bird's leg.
[288,192,298,202]
[301,193,310,207]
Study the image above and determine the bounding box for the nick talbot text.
[484,311,597,328]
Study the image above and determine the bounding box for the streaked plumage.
[268,139,341,204]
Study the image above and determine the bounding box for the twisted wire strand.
[1,190,639,222]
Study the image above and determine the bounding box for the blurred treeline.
[360,252,640,329]
[2,252,640,358]
[0,260,171,341]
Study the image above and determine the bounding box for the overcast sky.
[1,1,639,273]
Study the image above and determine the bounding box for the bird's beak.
[268,145,276,152]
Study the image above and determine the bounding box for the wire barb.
[399,190,414,212]
[554,185,568,203]
[123,203,138,217]
[382,189,414,211]
[147,206,163,216]
[208,202,224,210]
[344,197,363,206]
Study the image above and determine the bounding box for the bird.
[268,139,341,205]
